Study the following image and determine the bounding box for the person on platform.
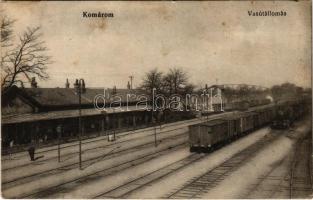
[9,140,14,159]
[28,144,35,161]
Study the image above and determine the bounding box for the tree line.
[139,68,310,103]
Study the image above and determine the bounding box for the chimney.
[127,81,131,90]
[65,78,70,88]
[31,77,38,88]
[112,85,117,95]
[81,79,86,93]
[73,79,86,93]
[74,79,79,91]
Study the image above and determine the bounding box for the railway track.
[240,129,312,199]
[2,124,190,172]
[289,133,312,198]
[6,122,266,198]
[163,133,281,199]
[87,129,276,198]
[2,131,187,189]
[22,142,188,199]
[242,155,290,198]
[93,153,207,199]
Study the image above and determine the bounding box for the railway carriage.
[189,119,229,152]
[189,111,265,153]
[189,99,307,153]
[239,112,255,134]
[189,113,257,152]
[252,107,274,128]
[223,115,241,139]
[260,109,269,125]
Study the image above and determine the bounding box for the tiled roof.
[22,88,147,106]
[191,119,226,127]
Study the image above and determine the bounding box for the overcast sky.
[2,1,311,89]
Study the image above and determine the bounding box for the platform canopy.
[2,105,152,125]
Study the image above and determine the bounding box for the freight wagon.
[189,119,229,152]
[188,104,279,153]
[189,100,307,153]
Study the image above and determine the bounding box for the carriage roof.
[189,119,226,128]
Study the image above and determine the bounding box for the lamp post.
[56,124,62,163]
[151,87,157,147]
[107,107,116,142]
[101,110,107,138]
[159,110,163,130]
[151,109,157,147]
[113,107,116,141]
[74,79,86,170]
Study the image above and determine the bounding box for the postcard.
[1,1,312,199]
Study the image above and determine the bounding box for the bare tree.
[163,67,188,95]
[140,68,163,95]
[1,25,51,91]
[1,14,15,47]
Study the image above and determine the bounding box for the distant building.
[189,85,225,112]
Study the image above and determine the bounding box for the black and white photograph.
[1,1,312,199]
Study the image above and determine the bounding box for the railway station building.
[1,85,154,150]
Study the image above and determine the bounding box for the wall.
[2,96,33,116]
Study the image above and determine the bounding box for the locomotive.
[270,100,305,129]
[270,106,293,129]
